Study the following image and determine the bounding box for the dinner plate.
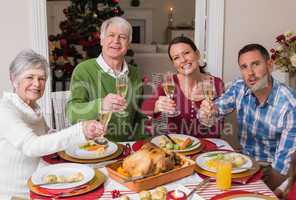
[151,134,200,152]
[219,194,277,200]
[195,151,253,173]
[31,163,95,189]
[65,141,118,159]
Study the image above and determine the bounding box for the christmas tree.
[48,0,124,84]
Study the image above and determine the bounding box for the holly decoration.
[48,0,124,86]
[111,189,121,198]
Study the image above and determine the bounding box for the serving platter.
[106,153,196,192]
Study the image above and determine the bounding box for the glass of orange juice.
[216,160,232,190]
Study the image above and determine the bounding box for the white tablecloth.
[39,138,276,200]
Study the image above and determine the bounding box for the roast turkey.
[122,142,178,177]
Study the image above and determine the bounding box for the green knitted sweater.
[66,58,147,142]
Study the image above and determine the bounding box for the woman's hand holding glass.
[155,96,177,114]
[161,72,180,117]
[82,120,107,140]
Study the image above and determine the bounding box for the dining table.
[29,138,278,200]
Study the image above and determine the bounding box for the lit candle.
[168,7,174,27]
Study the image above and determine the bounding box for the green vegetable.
[173,144,180,150]
[165,143,173,150]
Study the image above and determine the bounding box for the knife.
[165,134,177,145]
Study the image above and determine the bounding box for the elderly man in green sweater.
[66,17,147,142]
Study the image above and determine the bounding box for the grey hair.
[100,17,133,43]
[9,49,49,86]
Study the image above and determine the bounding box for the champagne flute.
[198,76,217,126]
[162,72,180,117]
[116,74,129,116]
[94,111,112,145]
[202,76,216,101]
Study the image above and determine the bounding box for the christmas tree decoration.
[48,0,124,85]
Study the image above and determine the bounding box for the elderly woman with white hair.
[0,49,107,199]
[66,16,147,142]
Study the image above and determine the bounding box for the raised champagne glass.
[116,74,129,116]
[94,110,112,145]
[162,72,180,117]
[198,76,217,126]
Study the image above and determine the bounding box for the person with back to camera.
[0,49,106,199]
[141,36,224,138]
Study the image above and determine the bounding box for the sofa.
[129,43,175,80]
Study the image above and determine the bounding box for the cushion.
[130,44,157,53]
[157,44,169,53]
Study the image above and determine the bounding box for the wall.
[0,0,33,94]
[119,0,195,44]
[223,0,296,83]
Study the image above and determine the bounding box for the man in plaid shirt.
[199,44,296,189]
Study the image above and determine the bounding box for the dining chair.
[51,90,71,130]
[150,73,168,135]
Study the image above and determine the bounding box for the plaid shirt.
[216,78,296,175]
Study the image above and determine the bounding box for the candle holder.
[168,7,174,27]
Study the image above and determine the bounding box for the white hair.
[100,17,133,43]
[9,49,49,86]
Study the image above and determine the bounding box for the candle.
[168,7,174,27]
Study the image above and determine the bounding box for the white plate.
[195,151,253,173]
[151,134,200,152]
[65,141,118,159]
[31,163,95,189]
[229,198,266,200]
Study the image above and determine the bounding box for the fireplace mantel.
[122,8,152,44]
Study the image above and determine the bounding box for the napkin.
[30,184,104,199]
[42,153,67,164]
[174,184,205,200]
[210,190,253,200]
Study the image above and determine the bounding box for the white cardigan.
[0,92,87,199]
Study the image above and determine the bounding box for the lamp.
[168,7,174,27]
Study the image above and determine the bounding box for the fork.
[187,177,211,199]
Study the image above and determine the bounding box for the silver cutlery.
[187,177,211,199]
[164,134,177,145]
[34,179,81,186]
[92,158,123,168]
[94,137,108,145]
